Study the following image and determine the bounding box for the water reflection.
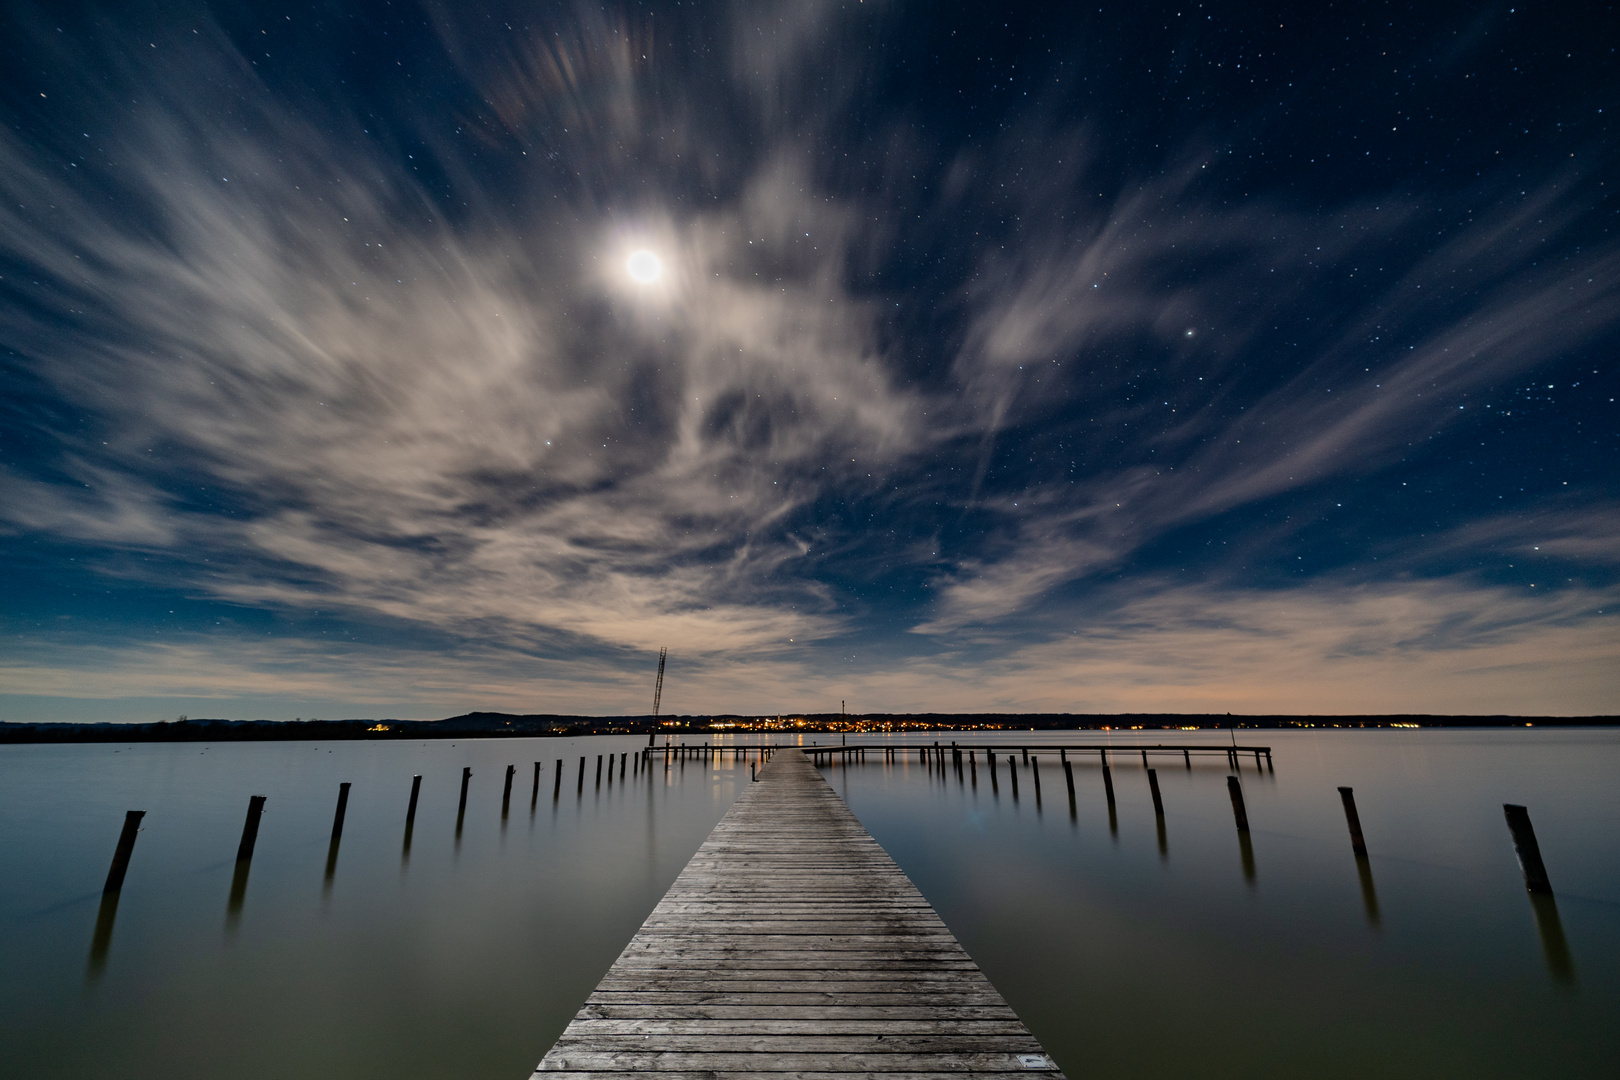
[1354,854,1381,926]
[1529,893,1577,985]
[86,892,120,979]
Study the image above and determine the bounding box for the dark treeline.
[1,712,1613,744]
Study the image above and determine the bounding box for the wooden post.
[1031,756,1042,800]
[553,759,563,799]
[1226,775,1250,832]
[1008,755,1019,797]
[1148,769,1164,816]
[229,795,266,924]
[595,754,603,788]
[330,782,352,841]
[620,752,627,780]
[1503,804,1554,895]
[403,775,421,856]
[236,795,267,862]
[1184,749,1191,769]
[1141,748,1148,768]
[325,781,351,884]
[102,810,146,894]
[1337,786,1368,856]
[1063,760,1076,799]
[1101,764,1115,807]
[406,775,422,827]
[531,761,541,805]
[456,768,471,833]
[502,765,515,814]
[751,762,757,782]
[577,756,586,793]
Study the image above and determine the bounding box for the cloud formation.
[1,3,1616,719]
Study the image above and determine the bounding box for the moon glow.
[626,249,662,283]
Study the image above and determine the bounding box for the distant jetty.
[1,711,1613,744]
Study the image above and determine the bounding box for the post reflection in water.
[1529,894,1577,986]
[86,892,120,979]
[1355,855,1381,926]
[225,858,252,931]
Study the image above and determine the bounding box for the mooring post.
[1008,755,1019,797]
[595,755,603,788]
[229,795,267,925]
[1504,804,1554,895]
[1184,749,1191,769]
[456,768,471,833]
[553,759,563,799]
[236,795,268,862]
[1337,786,1368,856]
[325,781,351,885]
[620,752,627,780]
[1063,760,1076,799]
[1148,769,1164,816]
[330,782,352,841]
[531,761,541,806]
[1141,748,1148,768]
[102,810,146,894]
[502,765,515,815]
[751,762,757,782]
[403,775,421,855]
[1021,747,1029,765]
[1226,775,1250,832]
[1102,763,1116,807]
[1031,756,1042,800]
[577,756,586,793]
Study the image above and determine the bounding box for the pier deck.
[533,750,1065,1079]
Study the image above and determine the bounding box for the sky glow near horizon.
[1,1,1616,723]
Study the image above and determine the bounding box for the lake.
[1,728,1615,1078]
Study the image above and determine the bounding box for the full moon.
[626,249,662,283]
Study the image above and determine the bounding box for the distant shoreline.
[1,712,1614,744]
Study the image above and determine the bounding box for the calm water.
[2,729,1616,1078]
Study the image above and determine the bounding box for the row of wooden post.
[90,743,1569,981]
[818,742,1568,953]
[90,747,777,975]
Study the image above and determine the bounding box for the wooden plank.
[531,750,1065,1078]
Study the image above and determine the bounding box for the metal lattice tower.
[652,646,667,718]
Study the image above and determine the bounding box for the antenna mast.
[652,646,667,718]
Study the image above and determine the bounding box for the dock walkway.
[534,750,1065,1078]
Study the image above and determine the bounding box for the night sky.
[2,1,1616,723]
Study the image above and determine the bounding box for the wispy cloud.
[1,5,1615,719]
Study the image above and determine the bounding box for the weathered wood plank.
[530,750,1065,1078]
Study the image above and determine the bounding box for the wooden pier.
[533,749,1064,1078]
